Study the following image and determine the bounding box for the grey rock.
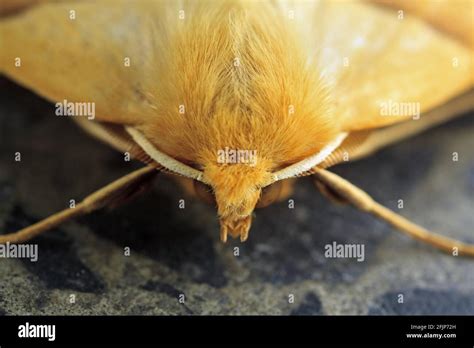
[368,288,474,315]
[290,293,323,315]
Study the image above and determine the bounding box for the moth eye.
[193,180,216,206]
[256,182,283,208]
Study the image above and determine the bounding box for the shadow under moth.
[0,0,473,256]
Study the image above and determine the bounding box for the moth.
[0,0,473,256]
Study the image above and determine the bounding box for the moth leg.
[0,165,160,244]
[311,168,474,257]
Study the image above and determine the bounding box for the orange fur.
[135,1,339,237]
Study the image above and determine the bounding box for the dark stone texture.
[81,195,229,288]
[1,76,474,315]
[141,280,183,298]
[368,288,474,315]
[5,206,105,293]
[291,293,323,315]
[234,189,388,285]
[467,164,474,191]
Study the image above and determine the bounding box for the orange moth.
[0,0,473,255]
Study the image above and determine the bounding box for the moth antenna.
[126,127,207,183]
[312,168,474,257]
[0,166,159,244]
[271,133,348,183]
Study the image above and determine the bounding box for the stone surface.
[0,77,473,315]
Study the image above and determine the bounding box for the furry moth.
[0,0,473,256]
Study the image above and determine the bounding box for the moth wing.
[0,0,167,125]
[369,0,474,47]
[318,89,474,169]
[313,1,473,132]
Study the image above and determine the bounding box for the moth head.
[127,127,348,243]
[202,160,274,243]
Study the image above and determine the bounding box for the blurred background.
[0,76,473,315]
